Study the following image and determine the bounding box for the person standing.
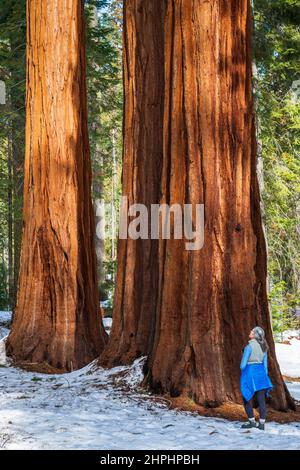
[240,327,273,430]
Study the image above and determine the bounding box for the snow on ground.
[0,327,9,342]
[0,311,11,341]
[102,316,112,334]
[0,312,299,450]
[285,382,300,401]
[275,329,300,341]
[275,338,300,378]
[0,311,12,323]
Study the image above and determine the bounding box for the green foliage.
[0,263,9,310]
[253,0,300,323]
[31,377,43,382]
[85,0,123,303]
[269,280,300,335]
[0,0,26,309]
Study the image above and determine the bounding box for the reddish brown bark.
[6,0,107,371]
[144,0,294,411]
[99,0,164,367]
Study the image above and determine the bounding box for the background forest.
[0,0,299,336]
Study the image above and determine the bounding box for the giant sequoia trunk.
[6,0,107,371]
[144,0,294,411]
[100,0,164,366]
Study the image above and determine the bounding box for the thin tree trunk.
[12,135,23,310]
[7,125,14,309]
[90,5,105,296]
[111,128,117,264]
[11,80,25,312]
[94,181,105,293]
[144,0,294,411]
[6,0,107,371]
[6,25,26,313]
[99,0,164,366]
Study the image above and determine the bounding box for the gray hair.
[253,326,269,352]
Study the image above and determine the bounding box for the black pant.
[243,389,266,420]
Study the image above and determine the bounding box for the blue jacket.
[240,343,273,402]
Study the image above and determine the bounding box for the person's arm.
[263,352,268,373]
[240,344,251,370]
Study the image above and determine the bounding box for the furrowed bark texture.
[99,0,164,367]
[6,0,107,371]
[144,0,294,411]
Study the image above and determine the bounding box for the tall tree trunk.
[7,125,14,309]
[12,131,23,311]
[6,0,107,371]
[10,50,25,312]
[90,5,105,296]
[99,0,164,366]
[111,128,117,264]
[94,171,105,294]
[143,0,294,411]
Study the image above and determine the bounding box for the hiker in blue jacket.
[240,326,273,431]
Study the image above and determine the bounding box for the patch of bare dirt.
[165,393,300,424]
[13,361,65,374]
[283,375,300,383]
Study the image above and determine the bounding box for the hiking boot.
[241,420,257,429]
[257,422,265,431]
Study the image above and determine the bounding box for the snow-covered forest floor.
[0,312,299,450]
